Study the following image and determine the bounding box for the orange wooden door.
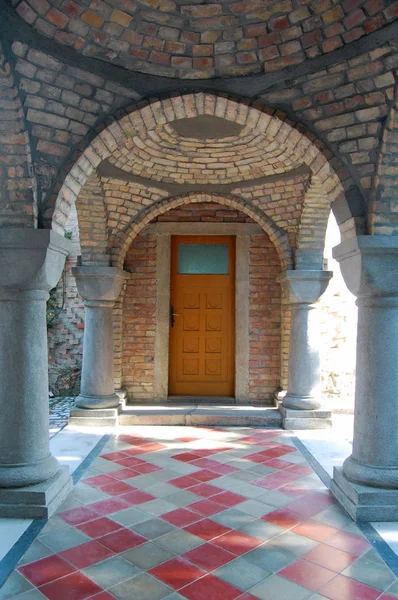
[169,236,235,397]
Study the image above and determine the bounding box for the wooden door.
[169,236,235,397]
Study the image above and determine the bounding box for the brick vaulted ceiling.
[13,0,397,79]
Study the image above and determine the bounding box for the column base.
[75,393,120,409]
[331,466,398,522]
[69,406,120,427]
[0,466,72,519]
[278,405,332,430]
[282,393,321,410]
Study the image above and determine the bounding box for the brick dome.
[14,0,395,78]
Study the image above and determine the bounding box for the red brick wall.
[122,204,281,403]
[249,234,281,403]
[122,233,157,400]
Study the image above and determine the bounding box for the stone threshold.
[69,404,283,427]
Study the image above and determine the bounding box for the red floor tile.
[161,507,202,527]
[253,470,301,490]
[120,489,156,505]
[89,497,130,516]
[212,530,262,555]
[76,517,123,538]
[169,475,199,489]
[192,458,221,469]
[149,557,206,590]
[263,458,294,469]
[117,434,143,444]
[278,482,313,498]
[58,506,98,526]
[179,573,242,600]
[184,519,231,541]
[19,555,76,587]
[105,467,139,481]
[319,574,380,600]
[190,469,219,482]
[114,457,148,468]
[133,463,163,474]
[39,571,103,600]
[211,491,246,507]
[209,464,239,475]
[99,481,135,496]
[182,543,235,571]
[188,499,225,517]
[245,453,271,463]
[82,475,116,489]
[262,508,302,529]
[303,543,358,572]
[379,594,398,600]
[292,520,340,542]
[97,528,146,552]
[285,464,314,476]
[60,540,114,569]
[176,437,200,442]
[324,530,371,557]
[279,558,337,591]
[189,483,222,498]
[285,491,336,519]
[139,442,167,453]
[101,452,128,462]
[174,452,202,462]
[121,446,155,456]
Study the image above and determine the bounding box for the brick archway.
[52,92,348,248]
[111,192,293,271]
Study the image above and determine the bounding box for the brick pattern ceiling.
[14,0,396,79]
[108,120,304,184]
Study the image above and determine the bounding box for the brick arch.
[296,176,334,269]
[370,83,398,236]
[52,92,349,245]
[110,192,292,271]
[76,171,109,265]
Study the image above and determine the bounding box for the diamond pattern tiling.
[2,425,396,600]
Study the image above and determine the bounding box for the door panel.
[169,236,235,397]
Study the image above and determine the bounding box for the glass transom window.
[178,244,229,274]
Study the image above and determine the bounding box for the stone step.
[119,405,282,427]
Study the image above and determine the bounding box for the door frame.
[148,222,264,403]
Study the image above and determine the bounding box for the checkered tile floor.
[3,426,398,600]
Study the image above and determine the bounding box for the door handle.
[170,305,179,328]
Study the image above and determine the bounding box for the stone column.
[70,267,128,425]
[330,236,398,521]
[0,230,72,518]
[278,270,332,429]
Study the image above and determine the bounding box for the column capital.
[333,235,398,299]
[278,270,332,304]
[0,229,71,292]
[72,266,129,303]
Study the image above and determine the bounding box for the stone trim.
[154,234,171,401]
[153,223,252,402]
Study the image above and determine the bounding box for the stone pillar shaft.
[0,230,73,517]
[0,289,59,486]
[73,267,128,410]
[333,237,398,490]
[349,295,398,475]
[279,270,332,411]
[79,300,118,406]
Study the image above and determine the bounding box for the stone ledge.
[69,406,120,427]
[276,402,332,430]
[330,466,398,522]
[0,466,72,519]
